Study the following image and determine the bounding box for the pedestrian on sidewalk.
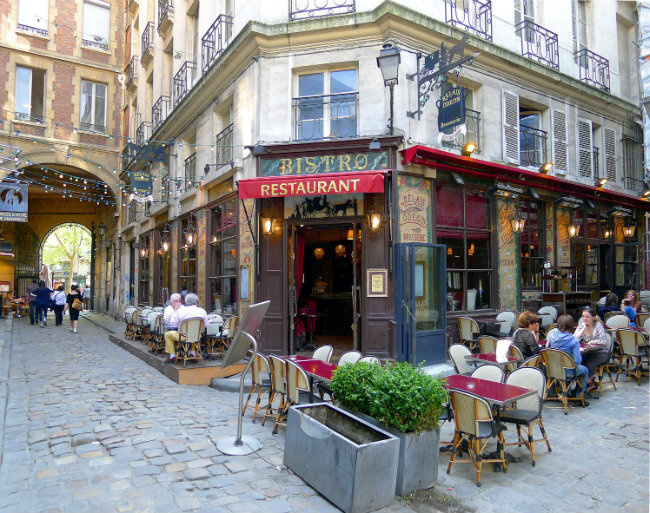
[51,285,66,326]
[33,280,53,327]
[63,284,82,333]
[26,278,38,325]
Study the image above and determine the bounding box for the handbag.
[72,297,83,311]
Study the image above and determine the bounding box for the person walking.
[26,278,38,325]
[63,284,83,333]
[51,285,66,326]
[33,280,53,327]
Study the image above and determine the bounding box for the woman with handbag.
[63,284,83,333]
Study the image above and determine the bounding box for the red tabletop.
[274,355,319,362]
[296,359,338,382]
[464,352,520,368]
[445,374,535,407]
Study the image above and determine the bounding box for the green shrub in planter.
[331,361,446,433]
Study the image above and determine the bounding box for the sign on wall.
[0,182,28,222]
[131,171,153,195]
[261,151,388,177]
[497,198,517,311]
[397,176,431,243]
[437,86,466,133]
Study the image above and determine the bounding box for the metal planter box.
[284,403,399,513]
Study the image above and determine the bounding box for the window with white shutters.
[577,119,593,178]
[552,110,567,173]
[604,128,616,182]
[502,91,519,164]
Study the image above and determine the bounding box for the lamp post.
[377,43,401,135]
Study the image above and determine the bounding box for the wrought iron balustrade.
[15,112,44,123]
[516,20,559,70]
[173,61,196,107]
[79,122,106,134]
[445,0,492,41]
[575,49,610,91]
[624,176,644,193]
[215,124,234,165]
[82,37,109,51]
[136,122,151,147]
[184,153,196,190]
[141,22,155,62]
[122,144,137,168]
[289,0,355,21]
[17,24,48,37]
[152,95,171,132]
[158,0,174,30]
[128,201,138,224]
[519,125,548,168]
[593,146,600,179]
[201,15,233,72]
[127,56,138,84]
[442,109,481,152]
[292,92,358,141]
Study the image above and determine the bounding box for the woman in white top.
[573,307,609,394]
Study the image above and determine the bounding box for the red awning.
[238,170,387,199]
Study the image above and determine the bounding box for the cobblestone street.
[0,314,648,513]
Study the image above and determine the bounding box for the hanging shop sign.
[131,171,153,195]
[261,151,388,177]
[0,182,28,222]
[238,170,386,199]
[437,86,466,133]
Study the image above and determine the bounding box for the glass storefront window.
[520,200,545,288]
[209,198,237,313]
[180,217,197,296]
[139,235,150,304]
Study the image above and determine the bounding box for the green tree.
[42,224,91,289]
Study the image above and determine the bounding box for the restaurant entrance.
[288,221,362,354]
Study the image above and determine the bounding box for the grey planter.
[340,406,441,496]
[284,403,399,513]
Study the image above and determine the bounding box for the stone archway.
[39,223,92,292]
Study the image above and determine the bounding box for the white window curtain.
[82,0,110,46]
[18,0,49,32]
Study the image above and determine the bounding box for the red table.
[464,352,521,369]
[296,359,338,402]
[445,374,535,408]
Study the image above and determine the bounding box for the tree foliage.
[42,224,91,287]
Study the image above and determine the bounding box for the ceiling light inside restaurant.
[314,247,325,260]
[335,243,347,258]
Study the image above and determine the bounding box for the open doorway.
[290,222,362,355]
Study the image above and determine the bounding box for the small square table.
[445,374,535,408]
[464,352,521,370]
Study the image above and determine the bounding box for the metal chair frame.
[457,316,480,351]
[615,329,649,386]
[539,348,586,414]
[176,318,205,367]
[242,353,272,423]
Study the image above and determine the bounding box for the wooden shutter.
[503,91,520,164]
[552,110,567,173]
[604,128,617,181]
[577,119,593,178]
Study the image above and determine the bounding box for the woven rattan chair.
[216,316,239,354]
[595,331,617,391]
[636,312,649,327]
[144,310,159,345]
[312,344,333,363]
[545,323,557,334]
[615,329,648,386]
[449,343,472,375]
[148,313,164,353]
[501,367,551,466]
[478,336,498,353]
[644,317,650,333]
[505,344,524,373]
[124,307,138,339]
[204,313,224,359]
[272,359,310,435]
[446,389,507,487]
[176,318,205,367]
[457,317,480,351]
[358,356,380,365]
[242,353,272,423]
[470,363,503,382]
[317,351,361,400]
[521,355,541,368]
[538,306,558,333]
[495,311,516,337]
[261,355,287,431]
[606,314,630,329]
[539,348,586,414]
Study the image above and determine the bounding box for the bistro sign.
[261,151,388,177]
[437,86,466,132]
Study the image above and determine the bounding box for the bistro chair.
[318,351,361,400]
[494,311,516,337]
[635,312,649,327]
[144,310,159,345]
[500,367,551,466]
[470,363,503,383]
[148,313,164,353]
[545,323,557,334]
[446,389,507,487]
[358,356,381,365]
[138,307,153,342]
[261,355,287,432]
[457,317,480,351]
[216,316,239,354]
[644,317,650,334]
[521,355,541,368]
[124,307,138,339]
[606,314,630,329]
[176,318,205,367]
[595,331,617,392]
[272,359,311,435]
[478,336,498,354]
[449,344,472,375]
[506,344,524,373]
[615,329,649,386]
[242,352,272,423]
[205,313,224,359]
[152,306,164,312]
[312,344,333,363]
[537,306,558,333]
[539,348,586,414]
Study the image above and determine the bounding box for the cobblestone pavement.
[0,313,648,513]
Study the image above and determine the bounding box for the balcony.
[445,0,492,42]
[215,123,234,166]
[81,36,109,52]
[152,95,171,132]
[184,152,196,190]
[575,49,610,91]
[293,92,358,141]
[519,125,548,168]
[201,15,233,73]
[128,201,138,224]
[173,61,196,107]
[141,22,155,67]
[158,0,174,35]
[126,56,138,91]
[122,144,138,169]
[516,20,559,70]
[136,122,152,147]
[441,109,481,152]
[289,0,355,21]
[17,24,48,38]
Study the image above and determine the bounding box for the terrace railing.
[201,15,233,73]
[292,92,358,141]
[215,123,234,165]
[288,0,355,21]
[516,20,559,70]
[152,95,171,132]
[173,61,196,107]
[184,152,196,190]
[575,48,610,91]
[445,0,492,41]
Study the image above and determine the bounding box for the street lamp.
[377,43,401,135]
[98,222,106,242]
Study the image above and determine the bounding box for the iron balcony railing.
[79,122,106,134]
[201,15,233,73]
[17,24,48,37]
[122,144,137,168]
[173,61,196,107]
[442,108,481,152]
[445,0,492,41]
[575,48,610,91]
[593,146,600,179]
[215,123,234,165]
[184,152,196,190]
[293,91,358,141]
[128,201,138,223]
[141,22,155,63]
[288,0,355,21]
[127,55,138,84]
[82,36,109,52]
[519,125,548,168]
[158,0,174,30]
[15,112,44,123]
[516,20,559,70]
[136,121,151,147]
[624,176,644,193]
[152,95,171,132]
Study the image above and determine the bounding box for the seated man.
[164,293,209,363]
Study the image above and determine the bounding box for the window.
[519,110,544,167]
[179,217,197,296]
[209,199,237,313]
[441,83,480,152]
[514,0,534,43]
[294,68,358,140]
[15,66,45,122]
[80,80,107,133]
[82,0,109,51]
[436,185,492,312]
[520,200,545,288]
[139,235,151,304]
[623,124,643,191]
[572,0,587,65]
[18,0,49,37]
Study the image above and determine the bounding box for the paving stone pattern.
[0,313,648,513]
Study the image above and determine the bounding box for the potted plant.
[331,361,447,496]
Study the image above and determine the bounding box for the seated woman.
[573,308,609,396]
[621,289,643,327]
[512,311,541,359]
[547,314,589,402]
[597,292,619,319]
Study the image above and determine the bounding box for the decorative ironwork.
[201,15,233,73]
[575,49,609,91]
[445,0,492,41]
[215,123,234,165]
[127,55,138,85]
[442,108,481,152]
[173,61,196,107]
[15,112,44,124]
[592,146,600,179]
[158,0,174,30]
[82,38,109,51]
[516,20,559,70]
[136,122,151,147]
[292,92,358,141]
[141,22,155,64]
[184,152,196,189]
[519,125,548,168]
[288,0,356,21]
[128,201,138,224]
[17,24,48,38]
[152,95,171,132]
[79,122,106,134]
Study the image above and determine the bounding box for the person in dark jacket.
[32,280,53,327]
[26,278,38,325]
[547,314,589,403]
[512,311,541,359]
[63,284,82,333]
[597,292,620,320]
